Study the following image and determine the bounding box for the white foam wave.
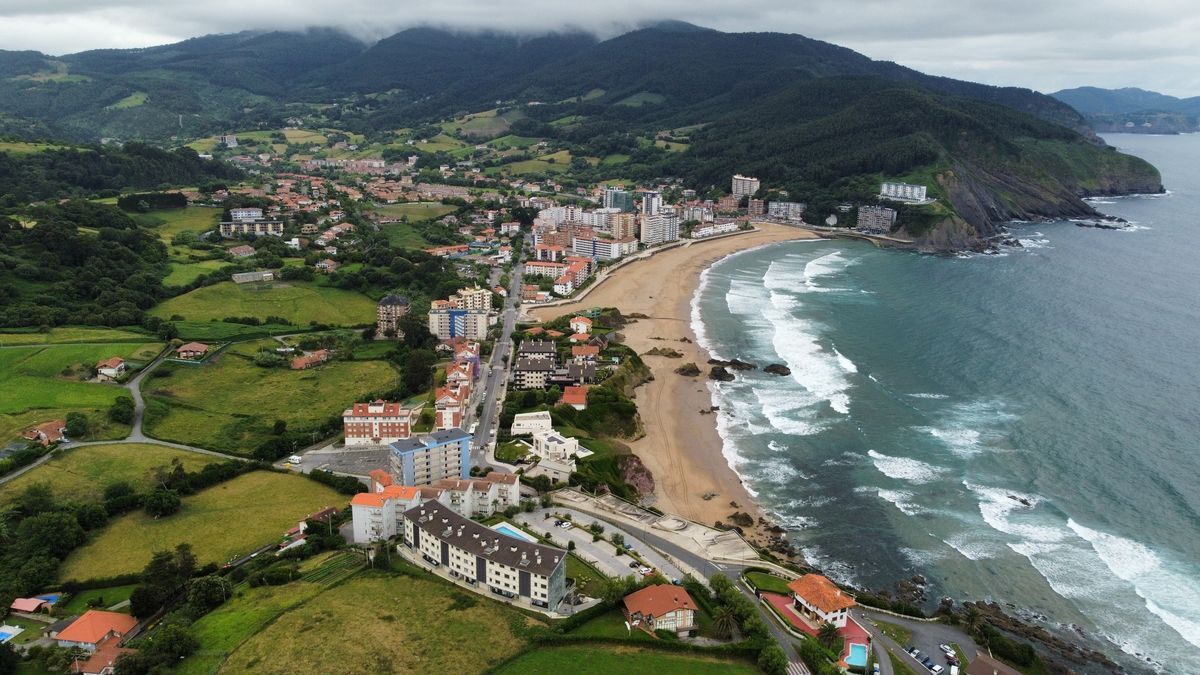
[1018,237,1051,250]
[754,386,823,435]
[900,546,945,567]
[689,263,720,358]
[832,347,858,373]
[964,482,1061,543]
[875,488,924,516]
[941,535,998,561]
[867,449,949,484]
[908,392,949,399]
[918,426,984,457]
[758,287,855,414]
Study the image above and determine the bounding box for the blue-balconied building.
[389,429,471,486]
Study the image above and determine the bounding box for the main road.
[469,238,528,468]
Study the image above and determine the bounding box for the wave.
[941,535,999,561]
[867,449,949,484]
[963,482,1060,543]
[908,392,949,399]
[917,400,1017,457]
[690,263,719,359]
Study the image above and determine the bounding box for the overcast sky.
[1,0,1197,96]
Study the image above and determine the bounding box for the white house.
[623,584,699,637]
[787,573,856,628]
[531,430,580,461]
[510,411,553,436]
[568,315,592,335]
[95,357,126,382]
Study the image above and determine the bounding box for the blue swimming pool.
[36,593,60,604]
[846,643,869,668]
[0,629,18,644]
[491,523,537,543]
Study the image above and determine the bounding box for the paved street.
[856,608,977,675]
[470,238,527,468]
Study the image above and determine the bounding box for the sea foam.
[867,449,948,484]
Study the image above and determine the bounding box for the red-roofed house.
[290,349,330,370]
[526,326,545,336]
[228,244,256,257]
[95,357,126,382]
[545,330,565,339]
[568,332,591,343]
[569,316,592,334]
[623,584,698,636]
[559,385,589,410]
[788,573,856,628]
[55,610,137,652]
[176,342,209,359]
[23,419,66,446]
[434,385,468,431]
[571,345,600,362]
[10,597,49,613]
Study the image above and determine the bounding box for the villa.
[788,573,855,627]
[95,357,126,382]
[623,584,698,637]
[510,410,553,436]
[175,342,209,359]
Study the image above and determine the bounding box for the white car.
[930,666,944,675]
[287,455,302,464]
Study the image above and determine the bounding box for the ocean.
[692,133,1200,673]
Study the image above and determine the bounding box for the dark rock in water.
[709,366,735,382]
[912,575,926,586]
[707,358,725,365]
[763,363,792,376]
[1008,494,1033,507]
[999,237,1022,247]
[675,362,701,377]
[1076,220,1124,230]
[727,358,757,370]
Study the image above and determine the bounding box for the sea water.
[692,133,1200,673]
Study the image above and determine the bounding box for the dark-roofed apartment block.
[402,502,566,608]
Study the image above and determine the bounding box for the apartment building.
[428,304,489,340]
[731,174,761,198]
[453,286,493,312]
[690,221,739,238]
[375,294,410,339]
[352,470,520,543]
[572,235,638,261]
[389,429,471,486]
[767,201,807,222]
[401,502,567,608]
[219,218,285,238]
[343,400,416,447]
[602,187,636,212]
[512,358,557,389]
[639,212,680,246]
[510,410,553,436]
[857,205,897,233]
[434,385,468,431]
[880,181,928,202]
[640,191,662,217]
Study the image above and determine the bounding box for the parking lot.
[514,507,684,582]
[285,443,389,478]
[859,609,976,675]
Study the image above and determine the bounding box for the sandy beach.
[533,223,822,549]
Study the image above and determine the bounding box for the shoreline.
[532,223,823,551]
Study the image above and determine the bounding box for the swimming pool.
[845,643,869,668]
[0,627,22,644]
[491,523,537,543]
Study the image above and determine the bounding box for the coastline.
[532,223,822,550]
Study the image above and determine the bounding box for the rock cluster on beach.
[708,357,756,370]
[645,346,684,358]
[763,363,791,376]
[675,362,701,377]
[708,366,735,381]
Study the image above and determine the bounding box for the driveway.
[856,608,978,675]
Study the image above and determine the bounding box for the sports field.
[149,281,376,326]
[59,471,344,580]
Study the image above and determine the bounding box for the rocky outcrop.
[674,362,701,376]
[966,601,1121,671]
[709,366,735,382]
[763,363,791,376]
[645,347,683,358]
[618,454,655,497]
[708,358,756,371]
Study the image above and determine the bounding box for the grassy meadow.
[149,281,376,326]
[134,206,221,249]
[494,646,757,674]
[164,259,232,287]
[142,349,397,452]
[218,573,534,674]
[0,327,153,346]
[373,202,457,221]
[59,471,344,580]
[0,443,213,504]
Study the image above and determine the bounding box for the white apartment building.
[767,201,806,222]
[389,429,471,486]
[510,411,553,436]
[641,191,662,217]
[428,306,489,340]
[731,174,760,199]
[571,235,638,261]
[880,181,928,202]
[229,207,264,222]
[640,212,680,246]
[690,221,739,238]
[531,429,581,462]
[219,219,284,238]
[402,502,567,608]
[351,471,521,543]
[453,286,493,311]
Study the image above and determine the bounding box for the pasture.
[0,443,213,504]
[59,471,344,580]
[164,259,231,287]
[0,327,153,346]
[373,202,457,221]
[142,351,397,452]
[494,646,757,674]
[149,281,376,326]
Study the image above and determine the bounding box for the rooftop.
[54,609,137,645]
[787,574,856,614]
[623,584,697,618]
[404,502,564,577]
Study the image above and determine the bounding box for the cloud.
[0,0,1196,96]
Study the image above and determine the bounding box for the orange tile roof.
[177,341,209,354]
[380,485,421,500]
[572,345,600,357]
[351,492,387,508]
[787,574,856,613]
[95,356,124,369]
[368,469,392,488]
[560,386,589,407]
[571,316,592,325]
[623,584,696,618]
[55,610,137,645]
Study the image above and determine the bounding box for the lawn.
[142,351,397,452]
[164,259,231,287]
[565,554,608,599]
[0,343,162,442]
[494,646,757,674]
[165,321,296,342]
[416,133,468,153]
[109,91,148,109]
[488,135,541,149]
[616,92,666,107]
[0,615,49,646]
[374,201,457,221]
[150,281,377,326]
[502,150,573,175]
[59,471,344,581]
[55,584,137,615]
[0,443,214,505]
[889,649,920,675]
[0,327,152,345]
[602,153,631,165]
[571,608,654,641]
[218,573,534,674]
[875,619,913,646]
[744,571,793,595]
[0,141,70,154]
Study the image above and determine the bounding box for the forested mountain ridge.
[1051,86,1200,134]
[0,24,1163,247]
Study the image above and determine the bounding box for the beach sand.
[532,223,822,550]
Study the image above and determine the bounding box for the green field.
[55,584,137,615]
[443,109,525,137]
[0,342,162,442]
[744,571,793,595]
[0,140,69,154]
[488,135,541,149]
[415,133,469,153]
[495,646,756,674]
[164,259,232,286]
[0,327,153,346]
[617,92,666,107]
[0,443,214,504]
[602,153,631,165]
[134,206,221,253]
[500,150,573,175]
[142,349,397,452]
[165,321,296,342]
[373,202,457,221]
[109,91,148,109]
[218,573,532,674]
[59,471,344,581]
[150,281,376,326]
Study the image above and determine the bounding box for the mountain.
[0,24,1163,248]
[1051,87,1200,134]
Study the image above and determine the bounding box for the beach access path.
[532,222,822,546]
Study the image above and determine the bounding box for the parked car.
[939,644,955,657]
[922,658,935,668]
[628,561,640,569]
[287,455,302,464]
[931,666,944,674]
[873,665,880,675]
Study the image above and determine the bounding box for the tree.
[817,621,840,650]
[964,604,983,636]
[14,483,55,517]
[74,503,108,530]
[174,543,197,581]
[17,512,84,558]
[108,395,135,424]
[0,642,19,675]
[187,575,232,612]
[757,644,789,675]
[129,584,167,620]
[713,604,739,640]
[65,412,90,438]
[143,489,181,517]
